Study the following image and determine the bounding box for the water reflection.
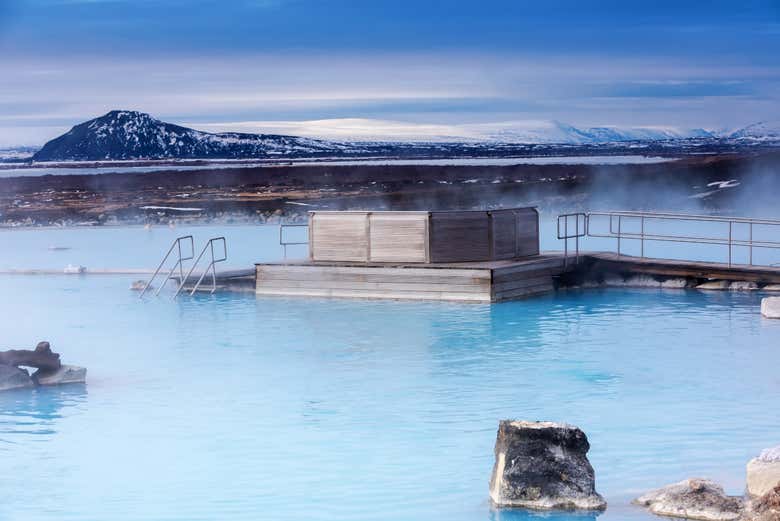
[0,384,87,444]
[489,507,602,521]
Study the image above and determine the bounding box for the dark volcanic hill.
[32,110,353,161]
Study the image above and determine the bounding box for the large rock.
[744,484,780,521]
[489,420,607,511]
[747,446,780,498]
[0,364,34,391]
[761,298,780,319]
[32,365,87,386]
[633,478,744,521]
[697,281,731,291]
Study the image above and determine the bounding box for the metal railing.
[173,237,227,297]
[139,235,194,298]
[279,223,308,259]
[561,211,780,268]
[557,213,587,267]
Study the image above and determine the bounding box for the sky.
[0,0,779,145]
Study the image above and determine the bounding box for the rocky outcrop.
[747,447,780,498]
[744,484,780,521]
[33,365,87,386]
[130,280,149,291]
[730,281,759,291]
[489,420,606,511]
[697,281,732,290]
[0,341,61,371]
[0,364,34,391]
[696,281,759,291]
[661,278,690,289]
[633,478,744,521]
[761,298,780,319]
[0,341,85,391]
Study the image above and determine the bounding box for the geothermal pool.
[1,225,779,521]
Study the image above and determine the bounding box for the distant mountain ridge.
[31,111,780,161]
[32,111,353,161]
[473,120,716,145]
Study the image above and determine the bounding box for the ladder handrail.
[279,223,309,259]
[139,235,194,298]
[173,237,227,298]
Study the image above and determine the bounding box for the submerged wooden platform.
[582,252,780,284]
[255,255,567,302]
[177,268,257,293]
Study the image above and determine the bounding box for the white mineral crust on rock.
[747,446,780,498]
[760,298,780,319]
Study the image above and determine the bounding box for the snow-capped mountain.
[472,120,715,144]
[32,110,352,161]
[724,121,780,142]
[195,118,717,145]
[0,146,37,162]
[30,111,780,162]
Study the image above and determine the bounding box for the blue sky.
[0,0,779,145]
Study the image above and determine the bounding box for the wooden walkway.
[254,251,780,302]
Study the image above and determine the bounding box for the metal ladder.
[173,237,227,297]
[139,235,194,298]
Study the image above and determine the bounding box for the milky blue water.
[1,223,779,521]
[6,216,780,273]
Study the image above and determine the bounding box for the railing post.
[640,216,645,258]
[210,240,216,291]
[728,221,733,267]
[617,215,622,257]
[575,214,580,265]
[564,216,569,268]
[280,225,285,260]
[750,222,753,266]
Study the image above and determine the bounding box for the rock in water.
[130,280,150,291]
[33,365,87,386]
[697,281,731,291]
[747,446,780,498]
[0,364,34,391]
[744,484,780,521]
[633,478,744,521]
[761,298,780,319]
[489,420,607,511]
[730,281,759,291]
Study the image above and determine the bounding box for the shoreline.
[0,151,778,228]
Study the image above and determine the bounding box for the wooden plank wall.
[310,211,430,263]
[368,212,429,262]
[491,257,564,301]
[309,208,539,264]
[514,208,541,258]
[256,264,492,302]
[429,212,491,262]
[489,210,518,260]
[489,208,540,260]
[309,212,370,262]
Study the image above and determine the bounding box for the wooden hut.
[308,208,539,264]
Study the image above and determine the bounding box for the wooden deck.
[255,255,567,302]
[254,251,780,303]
